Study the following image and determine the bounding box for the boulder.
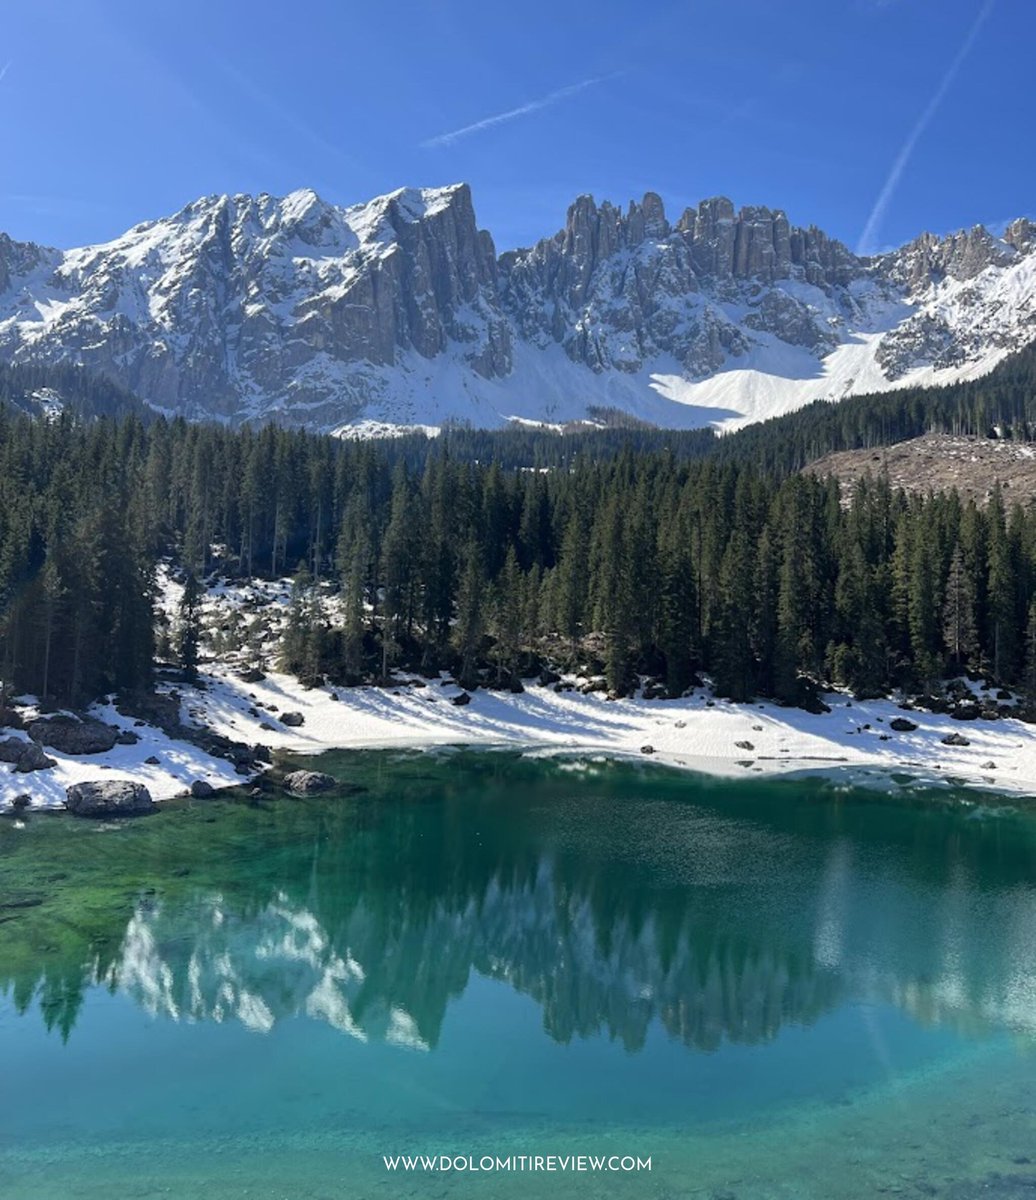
[283,770,337,796]
[451,692,472,707]
[144,755,161,765]
[11,793,31,810]
[190,780,215,798]
[538,669,561,686]
[65,780,156,817]
[29,717,118,755]
[941,732,971,747]
[0,736,27,764]
[115,730,140,745]
[238,668,266,683]
[735,740,755,751]
[281,712,305,727]
[0,707,25,730]
[889,717,918,732]
[640,744,655,755]
[14,742,56,773]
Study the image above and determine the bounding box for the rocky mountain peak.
[1004,217,1036,255]
[881,222,1020,292]
[0,182,1033,432]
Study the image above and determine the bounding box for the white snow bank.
[0,696,243,811]
[7,664,1030,813]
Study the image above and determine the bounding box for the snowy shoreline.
[5,663,1036,813]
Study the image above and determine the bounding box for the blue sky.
[1,0,1029,254]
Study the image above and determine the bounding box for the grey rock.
[735,740,755,751]
[14,742,57,773]
[0,736,27,764]
[11,793,31,810]
[889,717,918,732]
[1,736,56,772]
[115,730,140,745]
[451,692,472,706]
[280,712,305,727]
[65,780,156,817]
[283,770,337,796]
[190,780,216,798]
[29,716,118,755]
[941,732,971,747]
[144,755,161,765]
[640,744,655,755]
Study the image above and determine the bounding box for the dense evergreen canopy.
[4,352,1036,710]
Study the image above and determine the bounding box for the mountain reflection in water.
[2,751,1035,1052]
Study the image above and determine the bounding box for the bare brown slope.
[806,433,1036,505]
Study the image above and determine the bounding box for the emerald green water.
[1,751,1035,1199]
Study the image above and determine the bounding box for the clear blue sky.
[1,0,1029,254]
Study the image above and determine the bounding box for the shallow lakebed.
[1,750,1035,1198]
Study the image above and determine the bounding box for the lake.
[1,749,1034,1198]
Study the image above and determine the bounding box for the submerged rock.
[283,770,337,796]
[65,780,156,817]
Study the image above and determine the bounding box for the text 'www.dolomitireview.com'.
[383,1154,652,1173]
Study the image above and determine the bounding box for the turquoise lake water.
[1,750,1034,1198]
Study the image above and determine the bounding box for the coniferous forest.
[3,344,1036,713]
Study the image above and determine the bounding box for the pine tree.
[942,543,978,670]
[176,571,203,681]
[453,543,487,688]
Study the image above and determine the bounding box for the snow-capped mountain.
[0,184,1033,433]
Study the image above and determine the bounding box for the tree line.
[4,402,1036,709]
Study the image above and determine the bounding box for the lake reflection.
[4,752,1035,1053]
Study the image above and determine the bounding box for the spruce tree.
[176,571,203,681]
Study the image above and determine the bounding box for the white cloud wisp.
[856,0,994,255]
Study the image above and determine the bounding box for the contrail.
[0,61,11,85]
[856,0,994,255]
[421,74,618,149]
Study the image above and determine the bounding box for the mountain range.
[0,183,1033,433]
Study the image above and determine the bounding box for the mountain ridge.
[0,183,1033,433]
